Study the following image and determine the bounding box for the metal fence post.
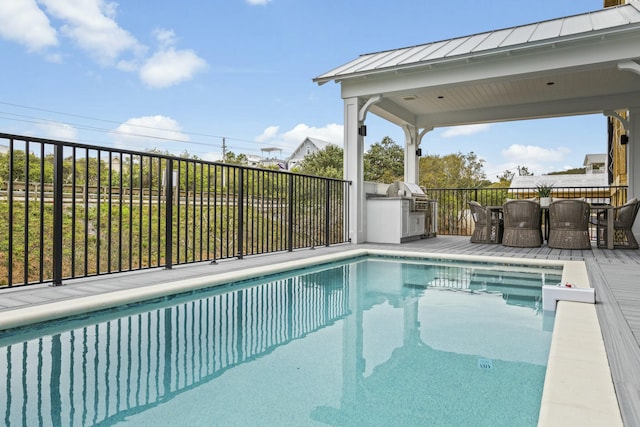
[165,159,173,269]
[287,174,294,252]
[51,143,64,286]
[325,181,331,246]
[237,168,244,259]
[7,139,14,287]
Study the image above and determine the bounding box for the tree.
[0,150,54,184]
[364,136,404,183]
[548,167,586,175]
[516,165,533,176]
[496,168,515,184]
[296,136,404,182]
[223,151,248,165]
[295,145,343,179]
[496,165,534,185]
[419,152,489,188]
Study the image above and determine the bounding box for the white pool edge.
[0,249,623,426]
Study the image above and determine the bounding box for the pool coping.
[0,248,622,426]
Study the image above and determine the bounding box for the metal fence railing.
[423,185,628,236]
[0,133,350,288]
[2,131,629,286]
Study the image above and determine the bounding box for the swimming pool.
[0,255,561,426]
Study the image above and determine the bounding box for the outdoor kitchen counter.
[365,196,426,243]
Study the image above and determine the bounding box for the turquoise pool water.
[0,256,560,426]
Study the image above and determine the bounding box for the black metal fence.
[0,133,350,288]
[424,185,628,236]
[2,132,630,287]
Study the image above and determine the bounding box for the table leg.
[485,213,491,244]
[607,207,614,249]
[544,209,549,242]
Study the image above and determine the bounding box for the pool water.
[0,256,560,426]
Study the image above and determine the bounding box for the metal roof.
[286,137,339,162]
[304,137,338,150]
[510,174,607,189]
[313,2,640,131]
[584,153,607,166]
[315,2,640,85]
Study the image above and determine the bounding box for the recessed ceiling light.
[402,95,418,101]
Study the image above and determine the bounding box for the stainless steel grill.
[386,181,438,237]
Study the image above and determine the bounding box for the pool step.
[542,284,595,311]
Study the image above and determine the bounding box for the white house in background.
[259,147,285,169]
[287,137,339,170]
[245,154,263,167]
[510,153,608,191]
[583,153,606,174]
[510,173,608,190]
[0,145,8,154]
[510,154,609,203]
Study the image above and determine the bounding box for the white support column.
[344,95,381,244]
[344,97,365,244]
[403,126,431,185]
[403,126,419,184]
[628,107,640,236]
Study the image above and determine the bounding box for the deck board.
[1,235,639,425]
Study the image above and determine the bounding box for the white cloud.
[37,121,78,141]
[255,123,343,152]
[137,27,207,88]
[246,0,271,5]
[499,144,572,175]
[112,115,190,149]
[45,52,64,63]
[0,0,58,51]
[501,144,570,163]
[39,0,144,64]
[153,28,177,49]
[201,151,223,162]
[255,126,280,143]
[2,3,206,89]
[441,123,492,138]
[140,48,207,89]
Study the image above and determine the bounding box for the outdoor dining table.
[590,204,615,250]
[484,206,504,244]
[541,206,550,242]
[488,203,615,249]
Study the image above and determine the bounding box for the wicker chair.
[593,198,640,249]
[502,200,542,247]
[547,199,591,249]
[469,201,503,243]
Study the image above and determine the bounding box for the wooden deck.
[1,235,639,425]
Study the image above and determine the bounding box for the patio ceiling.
[314,2,640,130]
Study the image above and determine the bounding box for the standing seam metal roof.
[314,2,640,83]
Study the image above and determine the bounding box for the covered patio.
[314,1,640,244]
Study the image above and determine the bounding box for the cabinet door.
[414,213,425,234]
[401,201,410,236]
[407,213,425,235]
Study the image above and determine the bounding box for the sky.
[0,0,608,181]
